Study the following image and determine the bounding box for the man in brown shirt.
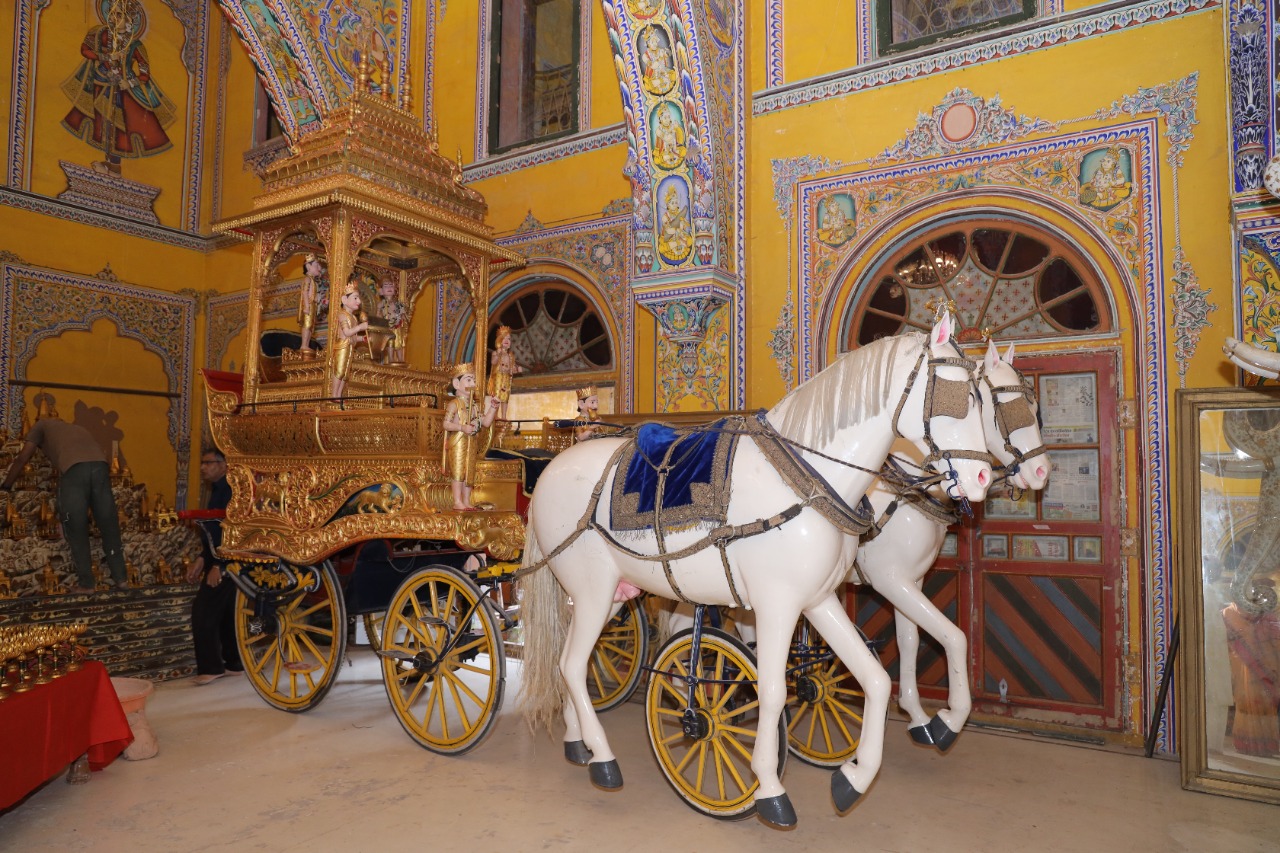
[0,418,127,592]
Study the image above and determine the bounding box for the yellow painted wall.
[1,6,266,506]
[30,2,191,224]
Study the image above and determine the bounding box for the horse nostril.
[1036,465,1047,480]
[978,469,988,486]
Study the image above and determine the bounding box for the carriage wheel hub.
[795,674,821,704]
[681,707,711,740]
[413,649,439,674]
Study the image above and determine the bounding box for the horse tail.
[516,501,570,732]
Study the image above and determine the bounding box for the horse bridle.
[891,342,993,480]
[980,368,1047,490]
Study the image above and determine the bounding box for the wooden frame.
[1175,387,1280,804]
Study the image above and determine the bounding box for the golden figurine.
[0,567,12,599]
[331,277,371,399]
[42,562,64,596]
[39,496,59,539]
[443,363,500,511]
[487,325,524,421]
[376,278,408,364]
[5,501,27,540]
[297,253,328,354]
[156,555,174,585]
[127,558,141,588]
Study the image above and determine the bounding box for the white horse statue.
[517,314,992,829]
[670,340,1050,761]
[857,340,1049,751]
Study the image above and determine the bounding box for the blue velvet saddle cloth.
[610,419,738,533]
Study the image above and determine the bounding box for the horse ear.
[1003,341,1017,364]
[932,312,953,348]
[984,339,1000,373]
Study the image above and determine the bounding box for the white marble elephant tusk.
[1224,336,1280,380]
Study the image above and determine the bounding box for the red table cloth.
[0,660,134,809]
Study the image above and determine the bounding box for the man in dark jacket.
[186,448,242,684]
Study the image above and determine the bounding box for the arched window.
[845,219,1111,348]
[487,280,616,420]
[488,282,612,374]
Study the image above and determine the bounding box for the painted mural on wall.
[61,0,177,164]
[1078,146,1133,211]
[219,0,321,139]
[603,2,716,276]
[652,295,729,410]
[1238,227,1280,379]
[216,0,411,140]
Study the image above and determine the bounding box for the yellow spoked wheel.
[362,612,384,653]
[645,628,787,820]
[785,618,871,767]
[234,560,347,713]
[380,566,505,755]
[589,596,650,712]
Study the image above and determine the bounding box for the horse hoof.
[927,714,960,752]
[755,794,797,829]
[589,759,623,790]
[564,740,592,766]
[908,723,937,746]
[831,769,862,815]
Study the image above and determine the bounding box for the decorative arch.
[0,261,197,505]
[824,199,1126,361]
[448,260,621,394]
[812,190,1139,371]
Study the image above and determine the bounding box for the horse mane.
[768,332,924,448]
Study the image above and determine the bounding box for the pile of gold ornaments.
[0,622,87,698]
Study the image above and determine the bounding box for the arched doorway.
[840,214,1131,734]
[485,275,618,421]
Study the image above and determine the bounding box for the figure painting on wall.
[1078,146,1132,210]
[639,26,677,96]
[243,0,308,108]
[817,194,856,247]
[657,179,693,263]
[626,0,663,19]
[330,277,369,398]
[487,325,524,421]
[442,364,499,511]
[298,253,328,354]
[376,278,407,364]
[61,0,177,171]
[652,103,687,170]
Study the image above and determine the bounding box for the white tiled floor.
[4,648,1277,852]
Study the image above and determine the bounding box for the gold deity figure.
[443,363,500,511]
[331,277,370,398]
[0,566,12,599]
[487,325,524,421]
[156,556,174,585]
[376,279,408,364]
[297,253,328,353]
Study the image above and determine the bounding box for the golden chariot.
[200,70,647,748]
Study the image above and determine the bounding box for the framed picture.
[1073,536,1102,562]
[981,534,1008,559]
[1176,387,1280,805]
